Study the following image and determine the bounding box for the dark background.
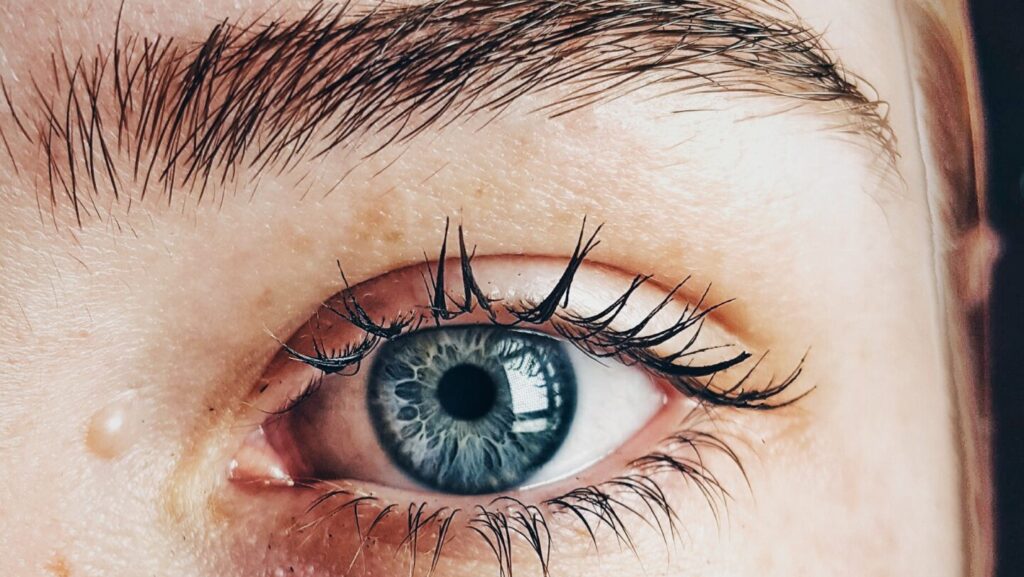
[969,0,1024,574]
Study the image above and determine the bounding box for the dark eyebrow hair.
[0,0,895,224]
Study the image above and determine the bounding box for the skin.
[0,1,990,576]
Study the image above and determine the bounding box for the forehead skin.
[0,1,984,577]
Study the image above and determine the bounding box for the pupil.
[436,364,497,421]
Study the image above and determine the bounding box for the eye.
[228,223,803,508]
[276,324,663,495]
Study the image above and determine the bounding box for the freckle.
[85,392,140,459]
[46,554,71,577]
[289,232,314,254]
[255,287,275,310]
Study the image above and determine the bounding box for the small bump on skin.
[84,391,140,460]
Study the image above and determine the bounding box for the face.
[0,1,993,576]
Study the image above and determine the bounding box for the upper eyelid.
[277,222,806,411]
[1,0,894,223]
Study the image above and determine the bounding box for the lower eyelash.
[287,409,743,577]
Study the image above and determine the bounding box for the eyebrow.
[0,0,894,224]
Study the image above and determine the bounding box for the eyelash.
[282,219,806,410]
[267,218,807,573]
[289,411,745,577]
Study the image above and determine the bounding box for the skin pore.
[0,1,989,576]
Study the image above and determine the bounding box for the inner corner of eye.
[228,424,298,489]
[242,322,668,499]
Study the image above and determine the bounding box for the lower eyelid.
[264,371,682,503]
[212,402,748,577]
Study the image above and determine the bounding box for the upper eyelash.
[281,217,808,410]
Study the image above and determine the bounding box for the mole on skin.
[85,392,140,459]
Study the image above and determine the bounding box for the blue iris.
[366,326,576,494]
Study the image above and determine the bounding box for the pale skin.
[0,1,990,576]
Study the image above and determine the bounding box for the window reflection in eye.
[227,222,806,568]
